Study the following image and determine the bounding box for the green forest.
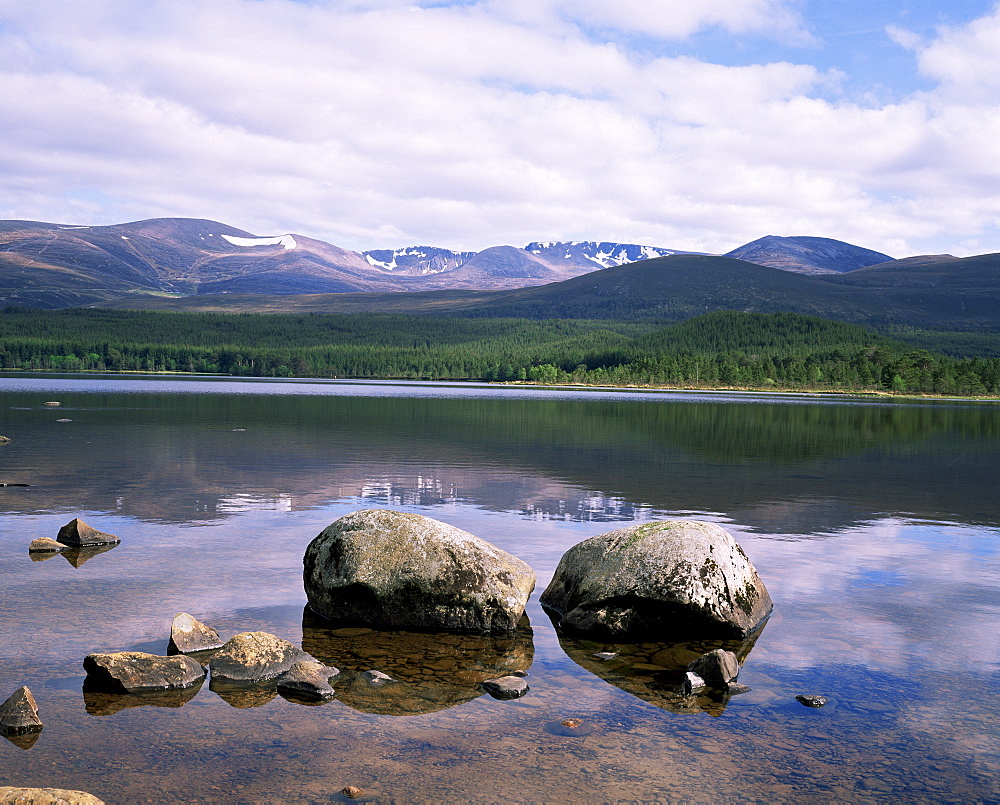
[1,306,998,396]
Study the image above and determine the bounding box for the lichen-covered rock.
[208,631,314,683]
[0,788,104,804]
[28,538,64,553]
[540,520,772,639]
[0,687,42,735]
[168,613,224,654]
[83,652,205,692]
[56,519,119,547]
[275,661,339,701]
[303,510,536,633]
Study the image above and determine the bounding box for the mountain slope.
[725,235,893,275]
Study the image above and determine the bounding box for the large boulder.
[303,510,535,633]
[83,652,205,692]
[56,519,119,547]
[0,687,43,735]
[208,631,314,683]
[540,520,772,639]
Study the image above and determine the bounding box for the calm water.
[1,375,998,803]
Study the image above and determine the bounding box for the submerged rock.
[168,613,224,654]
[28,538,64,553]
[276,661,340,701]
[540,520,772,639]
[209,631,314,683]
[480,675,529,700]
[0,788,104,804]
[302,606,534,716]
[0,687,43,735]
[796,694,829,708]
[56,518,119,547]
[83,652,205,692]
[303,509,536,633]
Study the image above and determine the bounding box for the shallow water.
[1,375,998,803]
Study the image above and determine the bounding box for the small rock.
[546,717,594,737]
[43,401,61,406]
[276,661,340,701]
[28,538,64,553]
[0,787,104,804]
[0,435,11,443]
[796,694,828,708]
[361,670,394,686]
[209,632,314,683]
[480,675,529,700]
[83,652,205,692]
[727,683,752,695]
[168,613,224,654]
[56,518,119,547]
[0,687,43,735]
[509,669,528,678]
[341,786,365,799]
[686,649,740,688]
[593,652,619,661]
[55,419,72,423]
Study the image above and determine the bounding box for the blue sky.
[2,0,999,257]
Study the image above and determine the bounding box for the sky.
[2,0,999,257]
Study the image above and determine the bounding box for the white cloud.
[0,0,998,255]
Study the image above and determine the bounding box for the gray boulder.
[0,788,103,804]
[0,687,43,735]
[208,631,314,683]
[56,518,119,547]
[687,649,740,688]
[540,520,772,639]
[168,613,224,654]
[303,510,536,633]
[480,675,529,700]
[83,652,205,692]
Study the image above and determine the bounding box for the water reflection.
[2,732,40,751]
[552,625,765,717]
[300,608,534,716]
[83,682,203,716]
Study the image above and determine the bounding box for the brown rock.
[28,538,64,553]
[208,631,314,683]
[0,687,43,735]
[276,661,339,701]
[56,519,119,547]
[168,613,224,654]
[83,652,205,692]
[341,787,365,799]
[687,649,740,688]
[0,788,103,804]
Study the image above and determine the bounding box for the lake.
[1,375,998,803]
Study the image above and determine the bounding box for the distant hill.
[96,251,1000,332]
[725,235,893,275]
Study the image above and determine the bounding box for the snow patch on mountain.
[524,241,688,268]
[222,234,297,250]
[362,246,477,275]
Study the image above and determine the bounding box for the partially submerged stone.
[303,509,536,633]
[83,652,205,693]
[208,631,314,683]
[0,788,104,804]
[540,520,772,639]
[56,518,119,547]
[168,613,224,654]
[480,675,529,700]
[276,661,340,701]
[0,687,43,735]
[28,538,64,553]
[687,649,740,688]
[796,694,828,708]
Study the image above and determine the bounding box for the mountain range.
[1,217,907,309]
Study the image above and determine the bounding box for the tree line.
[0,307,997,396]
